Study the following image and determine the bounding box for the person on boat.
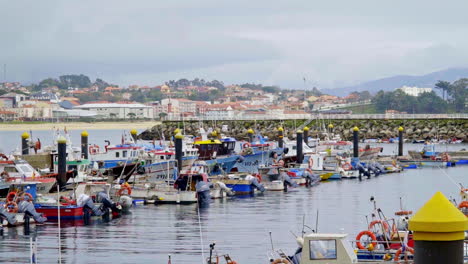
[18,195,47,224]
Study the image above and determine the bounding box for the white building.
[75,103,154,119]
[397,86,433,96]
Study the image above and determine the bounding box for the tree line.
[372,78,467,113]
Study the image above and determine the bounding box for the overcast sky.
[2,0,468,89]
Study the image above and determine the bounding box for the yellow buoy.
[81,130,89,137]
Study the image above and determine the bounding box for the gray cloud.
[1,0,468,88]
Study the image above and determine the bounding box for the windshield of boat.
[309,239,337,260]
[18,165,33,173]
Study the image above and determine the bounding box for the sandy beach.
[0,121,160,131]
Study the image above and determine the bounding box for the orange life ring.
[395,210,413,216]
[20,192,33,202]
[342,162,352,170]
[117,185,132,196]
[243,142,251,148]
[458,201,468,209]
[254,173,262,183]
[356,230,377,250]
[272,258,291,264]
[394,246,414,262]
[369,220,390,233]
[6,191,17,202]
[5,201,18,213]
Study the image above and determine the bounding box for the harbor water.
[0,129,466,263]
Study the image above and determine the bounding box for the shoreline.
[0,121,160,131]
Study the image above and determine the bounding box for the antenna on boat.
[269,231,275,251]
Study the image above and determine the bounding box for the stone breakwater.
[139,119,468,141]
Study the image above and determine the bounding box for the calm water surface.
[0,129,466,263]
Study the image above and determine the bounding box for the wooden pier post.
[21,132,30,155]
[175,132,183,172]
[247,128,254,143]
[130,129,138,143]
[57,136,67,188]
[303,126,309,146]
[81,130,88,159]
[353,126,359,158]
[409,191,468,264]
[296,130,303,164]
[398,126,404,156]
[277,127,284,148]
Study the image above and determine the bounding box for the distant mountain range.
[323,68,468,96]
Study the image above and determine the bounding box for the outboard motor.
[356,163,370,178]
[281,172,298,188]
[247,175,265,192]
[367,163,381,176]
[78,194,105,216]
[0,206,17,225]
[374,162,386,174]
[118,196,133,214]
[195,181,212,206]
[302,170,319,187]
[214,181,234,196]
[17,199,47,224]
[97,192,122,217]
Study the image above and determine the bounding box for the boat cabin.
[194,139,222,160]
[300,233,357,264]
[0,159,39,179]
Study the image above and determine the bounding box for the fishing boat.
[232,131,284,173]
[193,134,242,176]
[36,182,130,221]
[400,143,456,167]
[0,154,56,194]
[1,182,48,226]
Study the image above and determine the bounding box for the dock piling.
[130,129,138,143]
[398,126,404,156]
[303,126,309,146]
[409,191,468,264]
[175,132,183,172]
[352,126,359,158]
[21,132,30,155]
[57,136,67,188]
[81,130,88,159]
[277,127,284,148]
[247,128,254,143]
[296,130,303,164]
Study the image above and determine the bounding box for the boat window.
[4,167,18,173]
[123,151,127,158]
[18,165,33,173]
[116,152,120,158]
[309,240,337,260]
